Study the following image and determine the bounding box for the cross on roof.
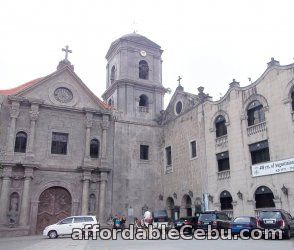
[62,45,72,60]
[177,76,182,85]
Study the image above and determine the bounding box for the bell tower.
[102,33,166,121]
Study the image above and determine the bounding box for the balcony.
[139,106,149,113]
[247,121,266,136]
[217,170,230,180]
[165,165,173,174]
[215,135,228,147]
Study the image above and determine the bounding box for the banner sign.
[252,157,294,177]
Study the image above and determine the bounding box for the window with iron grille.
[90,139,100,158]
[51,132,68,155]
[14,131,27,153]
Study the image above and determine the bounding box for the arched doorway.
[255,186,275,209]
[36,186,72,234]
[166,197,175,220]
[181,194,192,217]
[220,190,233,210]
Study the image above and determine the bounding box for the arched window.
[90,139,100,158]
[166,197,175,220]
[220,191,233,210]
[14,131,27,153]
[108,99,113,106]
[291,91,294,111]
[247,100,265,126]
[8,192,20,224]
[139,94,148,107]
[255,186,275,209]
[139,60,149,80]
[181,194,192,217]
[215,115,227,137]
[110,65,115,84]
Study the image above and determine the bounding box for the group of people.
[111,210,153,229]
[112,215,126,229]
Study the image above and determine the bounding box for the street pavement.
[0,235,293,250]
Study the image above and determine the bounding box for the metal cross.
[62,45,72,60]
[177,76,182,85]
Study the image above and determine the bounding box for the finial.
[229,79,240,88]
[267,57,280,68]
[132,20,138,34]
[62,45,72,60]
[177,76,182,85]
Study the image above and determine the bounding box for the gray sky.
[0,0,293,106]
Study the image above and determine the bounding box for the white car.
[43,215,97,239]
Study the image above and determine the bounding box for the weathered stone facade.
[0,34,294,236]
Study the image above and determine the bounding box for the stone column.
[6,101,20,157]
[26,104,39,158]
[81,171,91,214]
[19,168,34,226]
[100,115,109,161]
[84,112,93,161]
[98,172,108,223]
[0,166,12,224]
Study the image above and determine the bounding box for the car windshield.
[154,210,167,217]
[199,214,216,221]
[259,211,282,220]
[234,217,251,223]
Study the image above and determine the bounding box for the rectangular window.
[140,145,149,160]
[51,132,68,155]
[190,140,197,158]
[249,140,270,164]
[216,151,230,172]
[165,146,172,166]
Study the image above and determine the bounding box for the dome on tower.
[106,33,161,59]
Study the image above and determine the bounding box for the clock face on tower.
[140,50,147,57]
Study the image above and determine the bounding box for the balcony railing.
[217,170,230,180]
[215,135,228,147]
[139,106,149,113]
[165,165,173,174]
[247,121,266,136]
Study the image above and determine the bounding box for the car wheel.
[48,230,58,239]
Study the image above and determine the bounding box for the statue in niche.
[7,193,19,226]
[88,194,96,214]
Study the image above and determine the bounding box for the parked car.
[174,216,198,234]
[231,216,257,235]
[152,210,170,230]
[43,215,97,239]
[256,209,294,239]
[197,211,231,231]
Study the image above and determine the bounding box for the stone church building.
[0,33,293,236]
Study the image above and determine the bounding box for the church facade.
[0,33,293,236]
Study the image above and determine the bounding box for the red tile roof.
[0,77,111,110]
[0,77,44,95]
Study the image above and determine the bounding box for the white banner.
[252,157,294,177]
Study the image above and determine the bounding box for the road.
[0,235,293,250]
